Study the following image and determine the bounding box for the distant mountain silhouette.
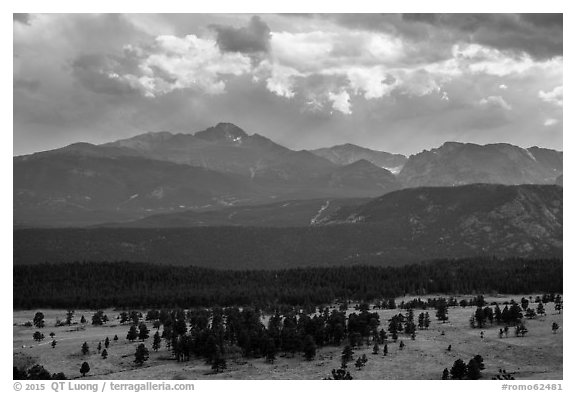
[310,143,407,173]
[399,142,562,187]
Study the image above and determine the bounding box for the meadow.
[13,294,562,380]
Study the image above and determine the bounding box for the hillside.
[99,198,369,228]
[14,184,562,269]
[323,183,562,255]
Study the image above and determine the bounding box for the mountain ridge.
[13,123,563,228]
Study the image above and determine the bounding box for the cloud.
[254,60,302,98]
[544,118,559,127]
[499,84,508,89]
[539,86,563,106]
[110,35,253,97]
[13,14,563,157]
[327,14,562,60]
[71,54,138,96]
[13,13,31,25]
[77,17,561,117]
[211,16,271,54]
[479,95,512,111]
[403,14,563,60]
[452,44,558,77]
[328,90,351,114]
[14,78,40,93]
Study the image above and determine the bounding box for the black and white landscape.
[13,13,562,381]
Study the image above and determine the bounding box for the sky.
[13,13,563,156]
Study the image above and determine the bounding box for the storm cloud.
[211,16,271,54]
[13,14,562,156]
[13,13,31,25]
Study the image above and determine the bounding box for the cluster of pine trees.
[130,306,385,368]
[442,355,485,380]
[14,257,562,309]
[13,365,67,380]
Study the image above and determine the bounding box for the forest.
[14,224,562,269]
[14,257,562,310]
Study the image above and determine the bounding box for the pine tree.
[436,300,449,323]
[65,310,74,325]
[474,307,485,328]
[113,334,119,341]
[372,342,379,354]
[152,331,161,352]
[33,312,45,328]
[508,303,523,325]
[341,345,354,365]
[467,359,481,380]
[473,355,485,370]
[424,312,430,329]
[331,368,353,380]
[138,322,150,341]
[399,340,405,350]
[134,344,149,366]
[127,325,138,342]
[80,362,90,377]
[91,311,104,326]
[442,368,449,380]
[119,312,129,324]
[383,344,388,356]
[104,337,110,349]
[552,322,559,333]
[81,342,89,355]
[49,332,55,339]
[101,349,108,359]
[418,313,425,330]
[303,335,316,361]
[494,305,502,324]
[554,299,562,314]
[80,315,86,324]
[33,331,44,342]
[51,340,57,348]
[97,342,102,353]
[537,302,546,316]
[450,359,467,380]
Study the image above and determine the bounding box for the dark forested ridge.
[14,258,562,309]
[14,220,562,269]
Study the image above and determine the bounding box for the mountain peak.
[195,123,248,142]
[345,158,378,168]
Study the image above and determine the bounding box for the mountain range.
[14,122,562,228]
